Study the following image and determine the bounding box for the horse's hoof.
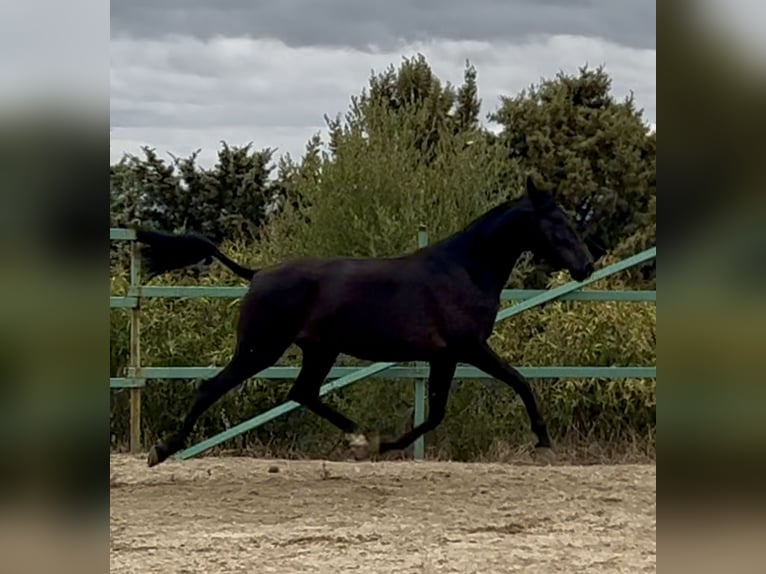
[346,433,375,460]
[367,432,381,457]
[535,440,552,450]
[533,445,556,464]
[147,444,164,467]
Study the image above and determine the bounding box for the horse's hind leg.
[147,340,289,467]
[378,359,457,455]
[287,344,371,457]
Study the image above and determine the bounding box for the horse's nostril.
[574,262,594,281]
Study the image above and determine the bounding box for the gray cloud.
[110,1,655,167]
[111,0,655,51]
[110,34,655,167]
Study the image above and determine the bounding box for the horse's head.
[523,175,594,282]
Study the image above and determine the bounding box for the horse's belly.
[301,300,446,361]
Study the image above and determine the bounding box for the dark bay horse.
[137,176,594,467]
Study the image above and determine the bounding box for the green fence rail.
[109,227,656,460]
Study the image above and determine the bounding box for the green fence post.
[129,239,142,453]
[413,225,428,460]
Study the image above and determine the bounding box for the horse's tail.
[134,230,258,281]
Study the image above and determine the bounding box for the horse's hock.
[110,454,656,573]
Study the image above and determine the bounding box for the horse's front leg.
[464,342,551,448]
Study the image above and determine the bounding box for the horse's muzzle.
[572,262,594,282]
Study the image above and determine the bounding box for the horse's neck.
[436,205,531,296]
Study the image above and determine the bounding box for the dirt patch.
[110,454,655,573]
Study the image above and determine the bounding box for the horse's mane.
[432,194,530,252]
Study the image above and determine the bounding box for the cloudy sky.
[110,0,656,168]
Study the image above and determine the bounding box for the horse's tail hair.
[134,230,257,281]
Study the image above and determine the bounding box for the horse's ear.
[526,174,555,212]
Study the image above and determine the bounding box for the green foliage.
[261,58,506,262]
[455,61,482,132]
[110,56,656,461]
[489,64,656,287]
[110,142,280,243]
[325,55,483,164]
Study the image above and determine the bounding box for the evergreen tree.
[110,143,280,243]
[489,65,655,286]
[455,61,481,132]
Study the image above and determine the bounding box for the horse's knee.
[421,419,441,434]
[287,383,315,405]
[196,377,216,395]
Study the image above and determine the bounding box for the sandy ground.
[110,454,656,574]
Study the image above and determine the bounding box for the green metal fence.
[109,227,656,460]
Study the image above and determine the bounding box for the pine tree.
[455,60,481,132]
